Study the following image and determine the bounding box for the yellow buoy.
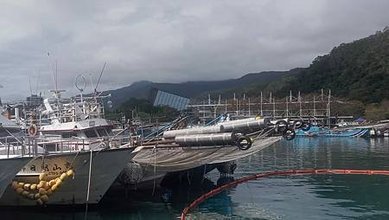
[56,179,62,186]
[37,181,43,189]
[39,173,48,181]
[40,195,49,203]
[22,191,29,197]
[11,181,18,190]
[49,179,56,187]
[36,198,43,205]
[30,184,37,191]
[18,182,24,187]
[43,182,50,190]
[60,173,67,181]
[38,188,47,195]
[23,184,31,190]
[16,188,24,194]
[51,184,58,192]
[28,193,35,200]
[66,170,74,177]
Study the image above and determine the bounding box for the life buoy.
[236,136,252,151]
[28,124,38,137]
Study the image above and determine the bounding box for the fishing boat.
[0,115,35,198]
[118,117,286,189]
[1,110,137,206]
[32,91,125,151]
[295,125,369,137]
[0,142,136,206]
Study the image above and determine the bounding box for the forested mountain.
[271,28,389,103]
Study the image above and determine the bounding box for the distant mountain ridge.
[105,70,291,108]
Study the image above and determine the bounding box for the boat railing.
[0,135,39,158]
[25,134,132,154]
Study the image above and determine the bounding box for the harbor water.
[2,137,389,219]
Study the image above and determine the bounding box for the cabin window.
[85,129,98,138]
[62,132,77,138]
[97,128,108,137]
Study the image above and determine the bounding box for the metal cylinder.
[163,125,223,139]
[174,132,236,146]
[219,118,269,132]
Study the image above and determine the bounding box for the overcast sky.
[0,0,388,101]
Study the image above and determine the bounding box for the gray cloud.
[0,0,388,101]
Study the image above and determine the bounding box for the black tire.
[276,120,288,133]
[293,120,304,129]
[237,136,252,150]
[283,128,296,141]
[300,122,311,131]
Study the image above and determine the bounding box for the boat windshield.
[97,128,109,137]
[85,129,98,138]
[62,132,78,138]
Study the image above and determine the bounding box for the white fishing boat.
[1,111,137,206]
[0,115,34,198]
[33,90,124,151]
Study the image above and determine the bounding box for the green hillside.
[272,28,389,104]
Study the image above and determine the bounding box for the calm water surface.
[2,138,389,220]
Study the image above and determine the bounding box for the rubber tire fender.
[276,120,288,133]
[300,122,311,131]
[283,128,296,141]
[293,120,304,129]
[237,136,252,151]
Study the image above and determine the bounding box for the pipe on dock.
[163,125,223,139]
[219,118,269,132]
[163,117,270,139]
[174,133,236,146]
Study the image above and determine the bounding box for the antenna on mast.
[94,62,106,94]
[55,60,58,92]
[29,76,33,95]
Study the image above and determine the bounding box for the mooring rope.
[84,149,93,220]
[180,169,389,220]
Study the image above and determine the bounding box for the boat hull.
[119,137,281,189]
[0,147,135,206]
[296,126,369,137]
[0,157,32,198]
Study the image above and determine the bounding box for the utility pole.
[327,89,331,127]
[286,96,289,117]
[299,91,302,117]
[260,91,263,116]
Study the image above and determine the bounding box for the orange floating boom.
[180,169,389,220]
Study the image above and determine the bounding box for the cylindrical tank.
[219,118,269,132]
[163,125,223,139]
[174,133,236,146]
